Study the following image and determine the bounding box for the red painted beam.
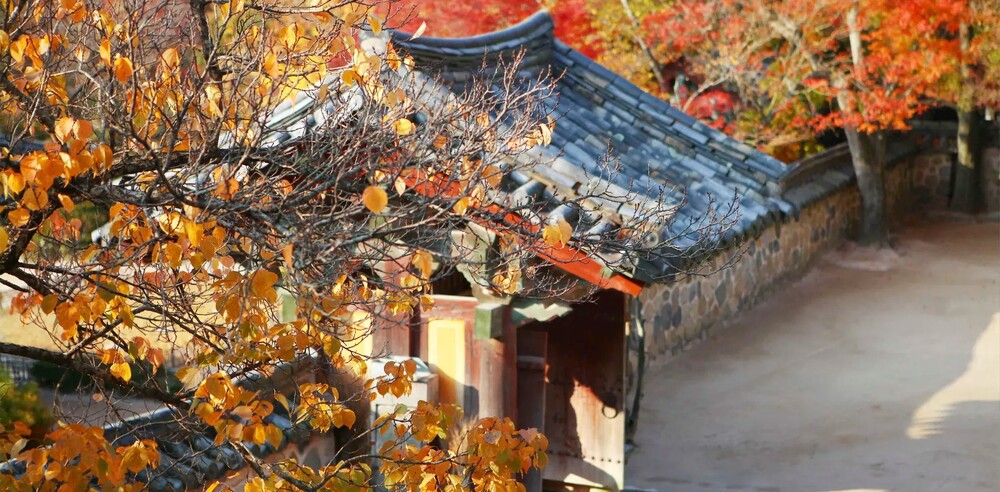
[402,171,646,297]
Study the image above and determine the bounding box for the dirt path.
[625,219,1000,492]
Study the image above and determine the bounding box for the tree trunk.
[839,2,889,247]
[952,108,979,212]
[845,128,890,247]
[952,21,979,213]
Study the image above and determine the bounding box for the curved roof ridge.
[391,10,554,52]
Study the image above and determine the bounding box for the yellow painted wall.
[427,319,466,406]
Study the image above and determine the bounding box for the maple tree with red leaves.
[642,0,1000,244]
[395,0,604,58]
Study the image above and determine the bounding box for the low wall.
[983,147,1000,214]
[638,148,957,359]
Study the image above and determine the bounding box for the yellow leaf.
[231,405,253,421]
[251,424,267,445]
[282,23,299,50]
[265,423,283,448]
[368,14,382,34]
[93,143,113,171]
[9,36,26,64]
[54,116,75,143]
[542,220,573,248]
[476,113,491,128]
[8,208,30,227]
[120,443,147,473]
[539,123,552,146]
[341,69,362,86]
[99,39,111,67]
[110,361,132,382]
[41,294,58,314]
[412,250,434,279]
[483,164,503,187]
[2,171,25,196]
[203,375,227,400]
[392,118,414,136]
[113,56,133,83]
[362,185,388,213]
[452,197,470,216]
[160,47,179,69]
[274,393,290,412]
[393,176,406,196]
[263,53,280,77]
[177,366,205,391]
[204,85,223,118]
[386,45,402,71]
[21,186,48,211]
[0,228,6,252]
[57,194,74,212]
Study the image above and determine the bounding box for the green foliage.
[0,368,54,440]
[31,359,182,394]
[30,360,92,391]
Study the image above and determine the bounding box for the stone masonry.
[639,149,967,359]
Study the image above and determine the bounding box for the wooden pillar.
[517,329,547,492]
[474,303,517,421]
[371,261,413,356]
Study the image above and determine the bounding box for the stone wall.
[982,147,1000,214]
[908,152,954,209]
[639,150,954,359]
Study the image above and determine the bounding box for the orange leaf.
[73,119,93,140]
[99,39,112,67]
[282,243,294,269]
[57,193,74,212]
[0,228,7,252]
[8,208,30,227]
[362,185,388,213]
[54,116,75,143]
[21,187,49,211]
[113,56,133,83]
[251,269,279,302]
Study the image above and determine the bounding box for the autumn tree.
[0,0,687,490]
[933,0,1000,211]
[640,0,973,246]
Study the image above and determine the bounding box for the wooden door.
[540,291,626,490]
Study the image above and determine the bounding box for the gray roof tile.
[390,10,794,274]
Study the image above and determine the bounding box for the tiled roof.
[391,11,793,272]
[1,360,318,492]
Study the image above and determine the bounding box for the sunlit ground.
[626,219,1000,492]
